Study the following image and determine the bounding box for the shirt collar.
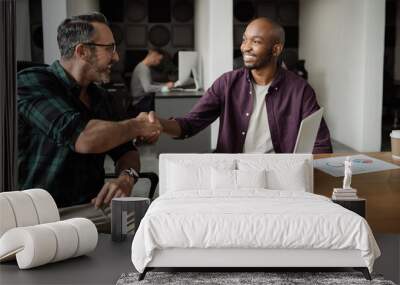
[245,66,285,89]
[50,60,81,93]
[50,60,103,99]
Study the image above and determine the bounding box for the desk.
[156,90,203,98]
[314,152,400,234]
[0,234,133,284]
[155,90,211,153]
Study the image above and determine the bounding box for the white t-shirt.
[243,82,274,153]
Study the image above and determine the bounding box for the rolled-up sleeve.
[18,72,88,151]
[107,141,137,162]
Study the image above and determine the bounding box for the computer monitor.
[174,51,201,90]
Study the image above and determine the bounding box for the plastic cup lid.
[390,130,400,139]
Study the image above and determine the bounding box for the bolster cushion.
[0,189,60,237]
[0,218,98,269]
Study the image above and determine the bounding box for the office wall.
[67,0,99,17]
[195,0,233,149]
[299,0,385,151]
[41,0,99,64]
[194,0,210,89]
[41,0,67,64]
[16,0,31,61]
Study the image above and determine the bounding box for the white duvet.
[131,190,380,273]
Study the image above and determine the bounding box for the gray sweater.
[130,62,163,105]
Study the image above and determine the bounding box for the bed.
[131,154,380,280]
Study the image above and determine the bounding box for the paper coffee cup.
[390,130,400,160]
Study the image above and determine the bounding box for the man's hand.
[165,81,174,89]
[91,175,134,208]
[135,111,162,144]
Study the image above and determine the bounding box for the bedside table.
[332,198,366,218]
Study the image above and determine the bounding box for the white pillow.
[167,160,235,192]
[237,159,309,192]
[211,168,267,190]
[211,168,236,190]
[237,169,267,189]
[266,162,308,191]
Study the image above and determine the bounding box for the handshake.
[133,111,164,144]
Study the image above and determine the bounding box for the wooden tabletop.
[314,152,400,234]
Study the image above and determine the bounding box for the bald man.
[151,17,332,153]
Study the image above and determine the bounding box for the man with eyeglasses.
[17,12,161,232]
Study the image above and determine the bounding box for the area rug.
[116,271,396,285]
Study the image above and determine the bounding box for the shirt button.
[245,113,250,117]
[241,131,246,136]
[275,87,278,91]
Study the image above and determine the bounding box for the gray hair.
[57,12,109,59]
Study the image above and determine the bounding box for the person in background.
[128,49,175,117]
[17,12,162,231]
[143,17,332,154]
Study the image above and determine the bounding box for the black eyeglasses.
[82,42,117,54]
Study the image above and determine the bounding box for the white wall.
[41,0,99,64]
[41,0,68,64]
[299,0,385,151]
[194,0,210,89]
[16,0,31,61]
[195,0,233,149]
[361,0,386,150]
[67,0,99,17]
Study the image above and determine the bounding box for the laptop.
[293,107,324,153]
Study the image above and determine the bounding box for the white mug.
[390,130,400,160]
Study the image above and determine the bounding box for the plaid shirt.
[17,61,136,207]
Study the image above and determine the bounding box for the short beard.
[88,55,111,84]
[243,48,274,70]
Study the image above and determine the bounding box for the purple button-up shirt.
[175,67,332,154]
